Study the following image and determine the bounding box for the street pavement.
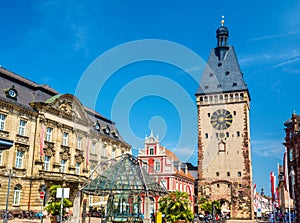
[2,217,102,223]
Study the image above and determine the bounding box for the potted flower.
[45,185,72,223]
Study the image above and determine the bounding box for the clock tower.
[195,19,253,219]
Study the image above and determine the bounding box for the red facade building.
[283,112,299,220]
[137,132,195,212]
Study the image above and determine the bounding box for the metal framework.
[81,153,167,222]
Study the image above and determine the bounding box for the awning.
[0,138,13,150]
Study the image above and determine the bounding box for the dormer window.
[233,83,237,87]
[205,85,209,89]
[95,122,100,131]
[5,85,18,99]
[103,125,110,134]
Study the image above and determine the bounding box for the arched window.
[13,184,22,205]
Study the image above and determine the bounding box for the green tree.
[45,185,72,216]
[198,196,221,214]
[158,191,194,222]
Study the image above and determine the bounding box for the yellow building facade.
[0,67,131,213]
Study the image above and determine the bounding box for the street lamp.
[4,169,12,223]
[1,139,13,223]
[89,205,93,223]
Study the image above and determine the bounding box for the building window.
[62,132,68,146]
[205,133,208,138]
[217,184,220,188]
[75,162,80,175]
[149,147,154,155]
[227,172,230,177]
[90,165,95,179]
[238,171,242,177]
[237,131,240,137]
[61,160,67,173]
[233,111,236,115]
[77,136,82,150]
[46,127,53,142]
[44,156,51,171]
[18,120,27,136]
[0,114,7,130]
[216,172,219,177]
[111,148,116,158]
[226,132,229,137]
[101,145,106,157]
[160,179,167,189]
[15,151,24,168]
[0,150,2,165]
[91,142,96,154]
[13,185,21,205]
[155,160,161,172]
[142,161,148,172]
[208,113,210,117]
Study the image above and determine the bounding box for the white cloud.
[251,139,284,159]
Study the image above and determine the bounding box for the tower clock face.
[210,109,233,130]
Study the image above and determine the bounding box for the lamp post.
[89,205,93,223]
[4,169,12,223]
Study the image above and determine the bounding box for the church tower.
[195,18,253,219]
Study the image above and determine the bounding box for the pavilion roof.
[81,153,168,197]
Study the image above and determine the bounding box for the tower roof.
[196,24,249,96]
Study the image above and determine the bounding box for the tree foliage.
[158,191,194,222]
[198,196,221,214]
[45,185,72,216]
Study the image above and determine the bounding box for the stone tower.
[195,19,253,219]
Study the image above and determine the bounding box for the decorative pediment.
[44,94,90,124]
[15,143,29,152]
[75,150,84,163]
[44,147,55,156]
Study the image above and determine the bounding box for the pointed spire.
[150,130,154,138]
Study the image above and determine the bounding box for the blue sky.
[1,0,300,196]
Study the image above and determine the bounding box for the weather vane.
[221,15,225,26]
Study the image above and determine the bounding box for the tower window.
[227,172,230,177]
[226,132,229,137]
[237,131,240,137]
[208,113,210,117]
[233,111,236,115]
[238,171,242,177]
[217,184,220,188]
[216,172,219,176]
[205,133,208,138]
[215,133,219,138]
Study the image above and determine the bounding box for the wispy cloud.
[246,30,300,42]
[252,139,284,159]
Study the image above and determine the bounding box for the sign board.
[257,208,262,218]
[40,191,45,199]
[56,188,70,198]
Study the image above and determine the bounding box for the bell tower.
[195,18,253,219]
